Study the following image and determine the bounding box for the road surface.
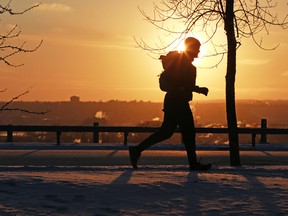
[0,149,287,166]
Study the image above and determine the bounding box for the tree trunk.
[225,0,241,166]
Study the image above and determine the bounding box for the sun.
[176,41,186,52]
[170,38,186,53]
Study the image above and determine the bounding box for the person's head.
[184,37,201,61]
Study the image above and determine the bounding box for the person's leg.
[129,111,177,168]
[177,108,211,171]
[176,106,197,165]
[137,111,177,152]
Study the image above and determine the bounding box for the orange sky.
[1,0,287,102]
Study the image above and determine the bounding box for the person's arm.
[193,86,209,96]
[181,66,209,96]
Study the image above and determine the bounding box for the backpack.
[159,51,182,92]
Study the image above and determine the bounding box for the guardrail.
[1,123,287,147]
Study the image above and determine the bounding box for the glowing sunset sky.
[1,0,287,102]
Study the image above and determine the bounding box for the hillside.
[0,100,287,128]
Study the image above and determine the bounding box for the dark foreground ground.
[0,147,287,167]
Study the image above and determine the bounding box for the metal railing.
[1,122,287,147]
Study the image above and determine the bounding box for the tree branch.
[0,89,50,115]
[0,2,40,15]
[0,2,42,66]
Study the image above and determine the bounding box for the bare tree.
[0,1,46,114]
[137,0,287,166]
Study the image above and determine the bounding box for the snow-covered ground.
[0,165,287,215]
[0,142,287,215]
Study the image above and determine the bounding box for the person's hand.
[200,87,209,96]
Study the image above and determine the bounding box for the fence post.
[260,119,267,143]
[124,131,128,146]
[252,133,256,148]
[56,131,61,145]
[93,122,99,143]
[7,125,13,142]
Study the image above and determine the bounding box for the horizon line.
[1,99,288,103]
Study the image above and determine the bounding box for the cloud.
[75,41,136,51]
[73,34,136,51]
[37,3,73,12]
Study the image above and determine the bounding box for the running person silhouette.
[129,37,211,171]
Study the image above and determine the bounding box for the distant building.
[70,96,80,103]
